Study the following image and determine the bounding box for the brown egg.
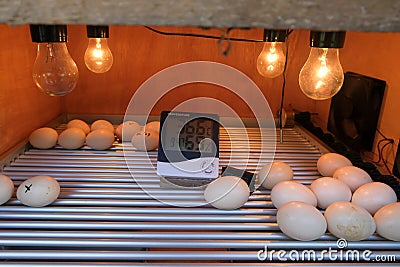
[90,119,114,133]
[131,130,159,151]
[29,127,58,149]
[66,119,90,135]
[58,127,86,149]
[115,121,141,142]
[144,121,160,134]
[86,129,115,150]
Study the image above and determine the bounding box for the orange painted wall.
[64,25,292,116]
[0,25,62,157]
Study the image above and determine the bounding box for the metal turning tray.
[0,126,399,266]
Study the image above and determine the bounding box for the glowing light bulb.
[299,47,344,100]
[84,25,113,73]
[84,37,113,73]
[299,31,346,100]
[257,41,285,78]
[30,25,79,96]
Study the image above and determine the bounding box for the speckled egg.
[16,176,60,207]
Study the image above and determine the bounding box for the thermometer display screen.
[157,111,219,179]
[163,116,214,153]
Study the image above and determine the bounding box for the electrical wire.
[372,138,394,174]
[278,30,293,143]
[144,26,265,43]
[377,128,390,140]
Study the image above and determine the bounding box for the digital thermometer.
[157,111,219,179]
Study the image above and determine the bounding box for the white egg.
[277,201,327,241]
[16,176,60,207]
[352,182,397,215]
[131,130,159,151]
[90,119,115,133]
[310,177,352,209]
[324,201,376,241]
[144,121,160,134]
[29,127,58,149]
[204,176,250,210]
[58,127,86,149]
[115,121,141,142]
[271,181,317,208]
[374,202,400,241]
[333,166,372,192]
[66,119,90,135]
[317,153,352,177]
[0,174,14,205]
[86,129,115,150]
[258,161,293,189]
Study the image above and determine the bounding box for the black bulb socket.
[263,29,287,42]
[87,25,109,38]
[30,25,67,43]
[310,31,346,48]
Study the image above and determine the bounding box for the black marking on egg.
[25,184,32,193]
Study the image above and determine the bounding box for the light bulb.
[299,47,344,100]
[84,37,113,73]
[257,41,285,78]
[30,25,79,96]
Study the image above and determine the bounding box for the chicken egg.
[310,177,352,209]
[58,127,86,149]
[90,119,115,133]
[271,180,317,208]
[115,121,141,142]
[29,127,58,149]
[86,129,115,150]
[144,121,160,134]
[204,176,250,210]
[131,130,159,151]
[374,202,400,241]
[16,176,60,207]
[317,153,352,177]
[352,182,397,215]
[66,119,90,135]
[258,161,293,189]
[324,201,376,241]
[0,174,14,205]
[277,201,327,241]
[333,166,372,192]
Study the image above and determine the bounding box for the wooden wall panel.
[0,25,62,157]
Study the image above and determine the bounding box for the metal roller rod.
[0,213,275,223]
[0,221,279,231]
[0,206,277,215]
[0,263,395,267]
[0,250,398,261]
[0,239,398,250]
[4,199,275,208]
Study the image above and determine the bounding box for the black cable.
[278,30,293,141]
[144,26,265,43]
[277,29,292,135]
[377,128,390,140]
[381,140,394,174]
